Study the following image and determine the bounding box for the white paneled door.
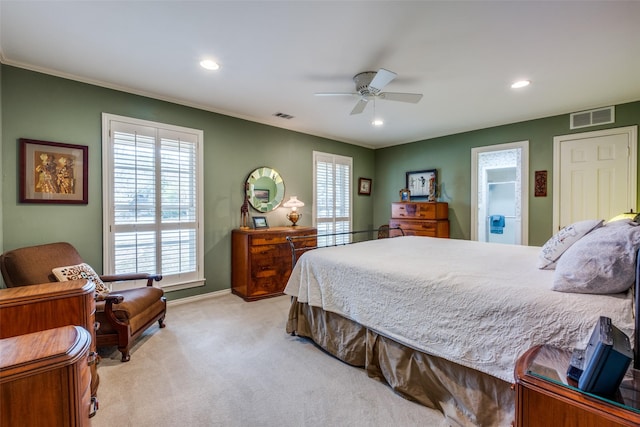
[553,126,637,231]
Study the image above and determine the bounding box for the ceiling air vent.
[274,112,294,120]
[570,106,614,129]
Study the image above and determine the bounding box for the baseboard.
[167,288,231,306]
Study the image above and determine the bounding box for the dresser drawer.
[390,219,449,238]
[391,202,448,220]
[250,235,288,245]
[250,244,279,255]
[250,277,283,297]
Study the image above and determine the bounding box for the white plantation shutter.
[103,114,204,290]
[313,151,352,246]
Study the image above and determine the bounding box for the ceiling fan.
[315,68,423,115]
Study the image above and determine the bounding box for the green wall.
[2,64,639,297]
[373,101,640,246]
[1,65,375,297]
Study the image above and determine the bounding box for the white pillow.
[52,263,111,296]
[537,219,604,269]
[552,221,640,294]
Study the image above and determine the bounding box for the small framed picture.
[358,177,372,195]
[252,216,269,229]
[399,188,411,202]
[406,169,437,201]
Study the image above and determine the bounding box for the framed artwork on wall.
[535,170,547,197]
[358,177,372,195]
[406,169,437,201]
[19,138,88,204]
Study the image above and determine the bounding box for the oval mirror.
[246,167,285,212]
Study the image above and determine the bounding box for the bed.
[284,222,640,426]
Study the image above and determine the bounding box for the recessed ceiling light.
[200,59,220,71]
[511,80,530,89]
[372,119,384,127]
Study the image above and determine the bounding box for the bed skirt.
[286,297,515,427]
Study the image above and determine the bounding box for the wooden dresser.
[0,281,99,408]
[0,325,93,427]
[232,226,317,301]
[389,202,449,238]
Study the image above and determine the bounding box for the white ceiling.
[1,1,639,149]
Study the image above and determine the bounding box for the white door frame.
[552,126,637,231]
[471,140,529,244]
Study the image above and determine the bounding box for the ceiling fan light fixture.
[372,119,384,127]
[511,80,530,89]
[200,59,220,71]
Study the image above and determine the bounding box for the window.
[102,114,204,291]
[313,151,352,246]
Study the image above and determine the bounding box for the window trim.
[101,113,205,292]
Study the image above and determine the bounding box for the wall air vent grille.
[570,106,614,129]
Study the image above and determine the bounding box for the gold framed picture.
[19,138,88,204]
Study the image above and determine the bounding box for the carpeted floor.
[93,292,448,427]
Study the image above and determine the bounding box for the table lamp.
[608,209,639,223]
[283,196,304,226]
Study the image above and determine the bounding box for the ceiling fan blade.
[368,68,397,94]
[378,92,423,103]
[350,98,368,115]
[314,92,358,97]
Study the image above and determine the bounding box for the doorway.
[471,141,529,245]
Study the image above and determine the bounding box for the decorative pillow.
[52,263,111,296]
[537,219,604,269]
[552,221,640,294]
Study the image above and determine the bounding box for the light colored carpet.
[93,293,448,427]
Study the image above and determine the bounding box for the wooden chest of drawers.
[0,325,93,427]
[389,202,449,238]
[232,226,317,301]
[0,281,99,403]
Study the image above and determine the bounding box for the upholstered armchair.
[0,242,166,362]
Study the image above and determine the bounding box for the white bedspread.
[284,236,635,382]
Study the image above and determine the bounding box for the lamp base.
[286,211,301,226]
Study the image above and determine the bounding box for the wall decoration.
[358,177,372,195]
[535,170,547,197]
[406,169,437,201]
[240,183,250,229]
[399,188,411,202]
[19,138,88,204]
[245,166,285,212]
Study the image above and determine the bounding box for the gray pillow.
[552,221,640,294]
[537,219,603,269]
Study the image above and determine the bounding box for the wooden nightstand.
[514,345,640,427]
[231,226,316,301]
